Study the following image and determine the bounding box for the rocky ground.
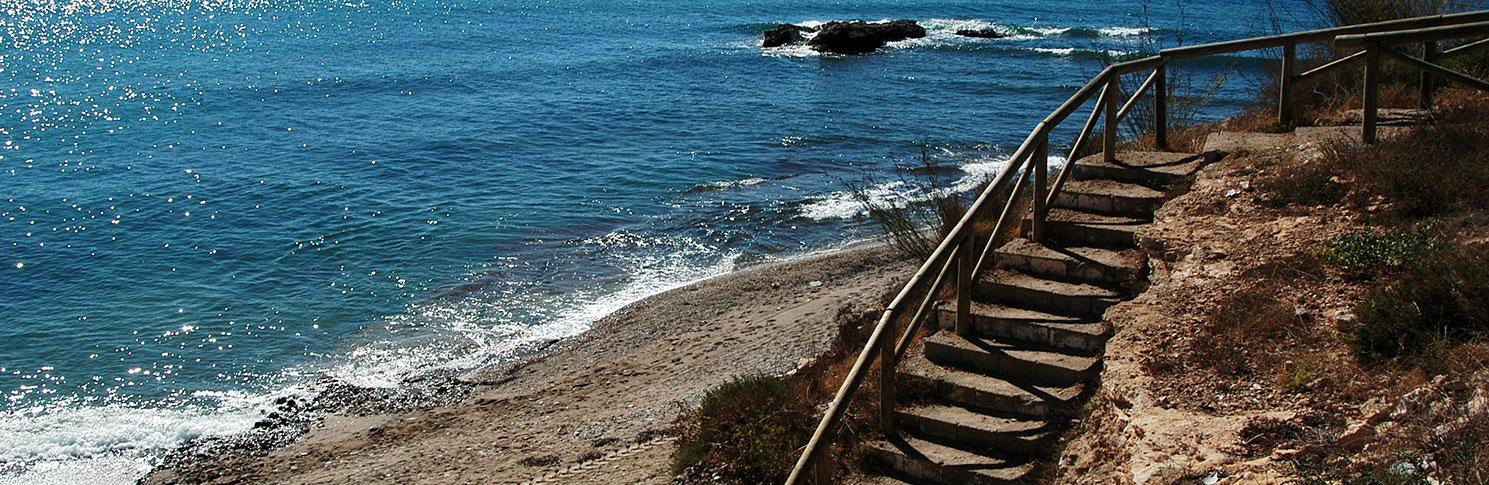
[1051,128,1489,484]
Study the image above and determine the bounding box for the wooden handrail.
[784,10,1489,484]
[1336,20,1489,47]
[1162,10,1489,58]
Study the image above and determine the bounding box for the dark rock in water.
[807,20,926,55]
[762,23,816,48]
[956,28,1005,39]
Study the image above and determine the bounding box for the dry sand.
[145,244,913,484]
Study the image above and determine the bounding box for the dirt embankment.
[1053,130,1489,484]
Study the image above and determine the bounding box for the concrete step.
[923,332,1100,386]
[1053,178,1167,218]
[1022,208,1149,249]
[933,300,1110,354]
[897,403,1059,455]
[900,352,1089,418]
[976,269,1123,319]
[992,239,1145,286]
[1071,151,1208,187]
[864,434,1035,485]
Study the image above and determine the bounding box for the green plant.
[1347,248,1489,364]
[1275,354,1326,392]
[1316,224,1440,273]
[670,374,814,483]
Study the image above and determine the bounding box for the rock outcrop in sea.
[956,28,1005,39]
[763,23,816,48]
[762,20,926,54]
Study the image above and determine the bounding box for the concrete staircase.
[863,151,1208,484]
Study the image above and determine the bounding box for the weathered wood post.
[1421,41,1438,109]
[1030,132,1049,243]
[956,240,973,337]
[1279,42,1296,127]
[1155,64,1168,150]
[813,446,831,484]
[1363,42,1381,144]
[879,322,895,429]
[1104,74,1119,163]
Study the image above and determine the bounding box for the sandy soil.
[143,244,913,485]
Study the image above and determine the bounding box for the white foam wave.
[800,181,914,220]
[1099,26,1151,37]
[1034,47,1077,56]
[801,153,1072,221]
[0,395,266,484]
[326,233,739,389]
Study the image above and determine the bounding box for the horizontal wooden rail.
[1162,10,1489,58]
[1337,20,1489,47]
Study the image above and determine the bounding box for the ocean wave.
[799,153,1069,221]
[1032,47,1135,59]
[324,231,738,389]
[0,393,269,484]
[693,177,768,192]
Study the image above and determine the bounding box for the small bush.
[1347,248,1489,364]
[1317,225,1440,273]
[1302,117,1489,219]
[1256,161,1348,209]
[671,374,814,483]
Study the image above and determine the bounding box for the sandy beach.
[143,243,912,484]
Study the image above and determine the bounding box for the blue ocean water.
[0,0,1311,480]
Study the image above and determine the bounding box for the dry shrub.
[1254,158,1349,209]
[1256,109,1489,219]
[1191,289,1311,377]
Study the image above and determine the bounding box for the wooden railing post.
[1030,132,1049,243]
[1104,74,1119,163]
[1421,40,1438,109]
[955,240,973,337]
[1154,64,1168,150]
[1364,42,1381,143]
[879,324,896,429]
[813,446,832,484]
[1279,42,1296,127]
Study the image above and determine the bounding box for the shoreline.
[144,242,913,484]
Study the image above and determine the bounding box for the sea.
[0,0,1313,481]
